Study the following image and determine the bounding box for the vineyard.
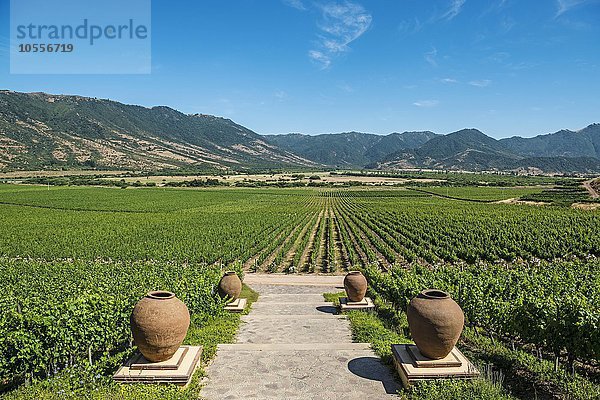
[0,182,598,398]
[0,184,597,270]
[0,259,228,389]
[363,260,600,372]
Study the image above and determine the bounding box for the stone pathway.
[202,274,400,399]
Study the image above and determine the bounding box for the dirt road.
[583,179,600,198]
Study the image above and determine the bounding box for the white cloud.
[282,0,306,10]
[500,16,516,33]
[469,79,492,87]
[424,47,438,67]
[274,90,288,101]
[489,52,510,63]
[337,82,354,92]
[441,78,458,84]
[398,17,423,35]
[308,1,372,68]
[308,50,332,69]
[413,100,439,108]
[555,0,593,16]
[441,0,466,21]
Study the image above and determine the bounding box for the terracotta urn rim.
[224,271,237,276]
[419,289,450,300]
[146,290,176,300]
[348,271,362,275]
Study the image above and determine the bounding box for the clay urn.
[130,291,190,362]
[407,289,464,359]
[218,271,242,300]
[344,271,367,302]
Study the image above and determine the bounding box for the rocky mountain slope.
[0,91,314,171]
[263,131,437,167]
[268,126,600,173]
[499,124,600,159]
[1,90,598,174]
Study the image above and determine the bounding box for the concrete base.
[340,297,375,312]
[392,344,479,388]
[113,345,202,386]
[225,298,247,313]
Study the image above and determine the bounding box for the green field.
[0,183,598,399]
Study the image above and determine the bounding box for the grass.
[2,284,258,399]
[460,329,600,400]
[398,379,516,400]
[323,291,346,305]
[240,284,259,306]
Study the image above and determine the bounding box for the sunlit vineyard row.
[0,184,597,271]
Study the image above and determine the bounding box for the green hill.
[264,131,437,167]
[1,90,598,174]
[499,124,600,159]
[0,91,314,172]
[374,128,600,173]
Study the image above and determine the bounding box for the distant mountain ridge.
[0,90,314,171]
[0,90,598,174]
[264,131,437,167]
[266,125,600,174]
[499,124,600,159]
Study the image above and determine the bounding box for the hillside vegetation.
[1,90,598,174]
[0,91,313,171]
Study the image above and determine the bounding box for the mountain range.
[0,90,598,174]
[0,90,314,171]
[266,125,600,173]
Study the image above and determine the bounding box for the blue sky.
[0,0,599,138]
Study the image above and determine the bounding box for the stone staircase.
[201,274,400,399]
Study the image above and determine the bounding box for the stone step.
[201,280,400,400]
[249,302,337,316]
[258,293,328,303]
[202,346,400,399]
[244,274,345,287]
[237,316,351,344]
[249,284,341,295]
[217,343,372,351]
[241,314,346,320]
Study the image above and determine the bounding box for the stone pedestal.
[391,344,479,388]
[113,345,202,386]
[224,298,247,313]
[340,297,375,312]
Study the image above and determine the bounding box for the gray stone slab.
[249,301,338,316]
[237,316,352,344]
[250,284,342,295]
[244,274,344,287]
[217,343,372,351]
[259,293,328,303]
[241,314,345,320]
[202,348,400,399]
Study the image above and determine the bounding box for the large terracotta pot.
[344,271,367,302]
[407,289,464,359]
[130,291,190,362]
[218,271,242,300]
